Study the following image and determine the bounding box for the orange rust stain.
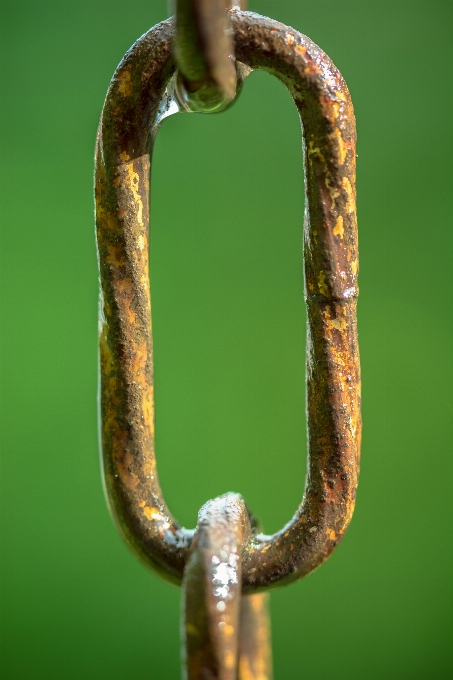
[295,44,307,56]
[325,314,347,332]
[220,624,235,638]
[331,128,347,165]
[238,655,271,680]
[250,594,265,614]
[342,176,355,214]
[333,216,344,238]
[306,59,323,76]
[327,528,337,541]
[237,658,252,680]
[328,100,341,120]
[224,651,235,669]
[142,385,155,435]
[308,139,325,163]
[128,338,147,375]
[143,506,161,521]
[117,160,144,227]
[117,451,140,490]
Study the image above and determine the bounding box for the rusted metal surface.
[183,494,249,679]
[237,592,272,680]
[175,1,248,111]
[95,7,360,676]
[182,493,272,679]
[231,17,361,590]
[95,22,191,584]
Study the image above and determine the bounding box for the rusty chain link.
[95,3,360,678]
[175,0,248,112]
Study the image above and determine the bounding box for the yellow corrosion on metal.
[224,651,236,669]
[308,139,326,163]
[238,658,254,680]
[333,215,344,238]
[118,452,141,490]
[143,386,155,435]
[331,128,347,165]
[324,313,347,332]
[329,100,341,121]
[186,623,198,636]
[319,297,361,535]
[238,594,272,680]
[96,203,121,234]
[143,506,160,521]
[317,271,329,296]
[248,597,260,615]
[119,158,144,227]
[118,69,132,97]
[342,176,355,214]
[295,44,307,56]
[325,175,341,210]
[221,624,235,637]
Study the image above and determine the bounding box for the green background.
[1,1,452,678]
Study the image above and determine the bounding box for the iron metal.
[175,0,248,112]
[95,7,360,678]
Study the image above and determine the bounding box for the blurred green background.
[1,1,452,678]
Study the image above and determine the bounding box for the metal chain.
[183,494,272,679]
[174,1,248,112]
[95,4,360,678]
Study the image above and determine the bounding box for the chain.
[175,1,248,112]
[95,4,360,678]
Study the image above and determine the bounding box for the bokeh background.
[1,1,452,678]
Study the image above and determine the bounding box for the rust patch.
[117,70,132,97]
